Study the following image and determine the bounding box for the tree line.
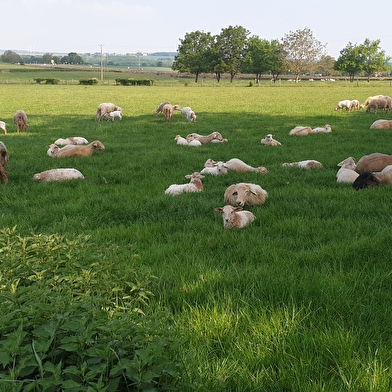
[172,26,391,83]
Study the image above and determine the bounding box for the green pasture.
[1,77,392,391]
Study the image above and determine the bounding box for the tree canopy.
[1,50,22,64]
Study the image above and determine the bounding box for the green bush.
[79,78,99,85]
[115,78,154,86]
[33,78,60,84]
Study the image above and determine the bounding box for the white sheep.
[188,139,202,147]
[360,95,387,109]
[162,103,181,123]
[336,157,359,183]
[174,135,189,145]
[180,107,197,122]
[154,101,170,115]
[165,172,204,195]
[370,120,392,129]
[200,161,228,175]
[365,97,391,114]
[0,121,7,134]
[260,134,282,146]
[204,158,268,173]
[33,168,85,182]
[47,140,105,158]
[350,99,360,110]
[103,110,122,121]
[334,100,352,111]
[215,205,256,229]
[95,103,122,121]
[312,124,332,133]
[13,110,29,132]
[224,183,268,207]
[186,132,225,144]
[54,137,89,145]
[282,160,322,170]
[289,126,312,136]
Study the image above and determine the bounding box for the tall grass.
[1,78,392,390]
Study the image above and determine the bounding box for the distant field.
[1,75,392,390]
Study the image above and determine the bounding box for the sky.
[3,0,392,59]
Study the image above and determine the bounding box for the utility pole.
[99,44,104,81]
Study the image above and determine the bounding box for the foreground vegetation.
[0,72,392,391]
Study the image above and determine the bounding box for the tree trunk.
[194,72,199,83]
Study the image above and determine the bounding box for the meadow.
[0,69,392,391]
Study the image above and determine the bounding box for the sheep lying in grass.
[174,135,202,147]
[33,168,85,182]
[336,157,359,183]
[186,132,226,144]
[282,160,322,170]
[47,140,105,157]
[355,153,392,173]
[0,121,7,134]
[204,158,268,173]
[215,205,256,229]
[370,120,392,129]
[261,134,282,146]
[54,137,89,145]
[95,103,122,121]
[289,126,312,136]
[0,141,9,184]
[312,124,332,133]
[180,107,197,122]
[334,99,352,111]
[165,172,204,195]
[200,161,228,175]
[352,170,392,190]
[13,110,29,132]
[224,183,268,207]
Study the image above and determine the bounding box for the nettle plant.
[0,227,183,391]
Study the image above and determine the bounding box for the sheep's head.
[185,172,205,181]
[215,205,243,229]
[91,141,105,151]
[338,157,356,168]
[46,144,59,157]
[266,134,274,140]
[204,158,216,167]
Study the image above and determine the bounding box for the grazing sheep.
[289,126,312,136]
[0,141,9,184]
[224,183,268,207]
[54,137,89,145]
[312,124,332,133]
[163,103,174,123]
[370,119,392,129]
[186,131,225,144]
[261,134,282,146]
[154,101,170,115]
[103,110,122,121]
[33,168,85,182]
[180,107,197,122]
[215,205,256,229]
[0,121,7,134]
[365,97,391,114]
[352,170,392,190]
[282,160,322,170]
[13,110,29,132]
[200,161,228,175]
[47,140,105,158]
[165,172,204,195]
[336,157,359,183]
[334,100,352,111]
[355,153,392,173]
[360,95,387,109]
[95,103,122,121]
[350,99,360,110]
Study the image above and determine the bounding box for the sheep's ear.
[185,174,192,179]
[234,207,243,212]
[214,207,223,213]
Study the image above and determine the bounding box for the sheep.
[186,132,225,144]
[312,124,332,133]
[355,153,392,173]
[13,110,29,132]
[0,121,7,134]
[282,160,322,170]
[336,157,359,183]
[289,126,312,136]
[188,139,202,147]
[200,161,228,176]
[163,103,174,123]
[33,168,85,182]
[360,95,387,109]
[365,97,391,114]
[215,205,256,229]
[174,135,189,145]
[54,137,89,145]
[260,134,282,146]
[205,158,268,174]
[154,101,170,115]
[352,170,392,190]
[370,120,392,129]
[47,140,105,158]
[165,172,204,195]
[334,100,352,111]
[103,110,122,121]
[350,99,360,110]
[0,141,9,184]
[224,183,268,207]
[180,107,197,122]
[95,103,122,121]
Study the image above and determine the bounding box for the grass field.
[1,72,392,391]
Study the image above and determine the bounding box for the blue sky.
[3,0,392,59]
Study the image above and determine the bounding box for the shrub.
[115,78,154,86]
[79,78,99,85]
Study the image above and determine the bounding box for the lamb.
[0,141,9,184]
[47,140,105,158]
[260,134,282,146]
[215,205,256,229]
[54,137,89,145]
[13,110,29,132]
[186,132,225,144]
[180,107,197,122]
[154,101,170,115]
[312,124,332,133]
[224,183,268,207]
[165,172,204,195]
[370,120,392,129]
[352,170,392,190]
[289,126,312,136]
[282,160,322,170]
[188,139,202,146]
[163,103,174,123]
[95,103,122,121]
[336,157,359,183]
[200,161,228,175]
[103,110,122,121]
[365,97,391,114]
[334,100,352,111]
[350,99,360,110]
[33,168,85,182]
[205,158,268,173]
[174,135,189,145]
[355,153,392,172]
[0,121,7,134]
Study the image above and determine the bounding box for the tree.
[360,39,391,81]
[281,28,326,82]
[215,25,250,83]
[42,53,53,64]
[172,30,215,83]
[334,43,364,82]
[61,52,84,65]
[1,50,21,64]
[316,55,335,76]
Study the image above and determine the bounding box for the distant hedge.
[115,78,154,86]
[79,78,99,85]
[34,77,60,84]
